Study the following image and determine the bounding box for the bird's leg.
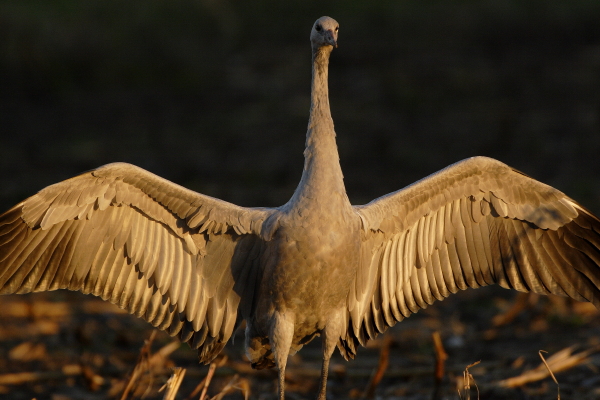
[316,311,344,400]
[270,310,295,400]
[316,347,333,400]
[277,363,288,400]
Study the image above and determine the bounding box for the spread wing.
[0,162,275,362]
[339,156,600,358]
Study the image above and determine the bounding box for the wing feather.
[458,198,480,287]
[424,252,442,301]
[447,239,468,290]
[477,214,495,284]
[187,268,202,328]
[379,240,392,325]
[469,209,492,284]
[0,162,272,363]
[437,242,457,295]
[416,257,434,305]
[345,157,600,353]
[431,249,450,298]
[177,253,193,314]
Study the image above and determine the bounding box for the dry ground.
[0,287,598,400]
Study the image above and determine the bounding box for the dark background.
[0,1,600,399]
[1,0,600,212]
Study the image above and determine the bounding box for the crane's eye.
[316,25,322,32]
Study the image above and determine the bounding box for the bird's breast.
[256,206,361,329]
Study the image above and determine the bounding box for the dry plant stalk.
[496,346,599,389]
[361,336,392,399]
[120,331,156,400]
[209,374,250,400]
[200,362,217,400]
[538,350,560,400]
[432,331,448,380]
[491,292,532,327]
[149,341,181,367]
[0,364,82,385]
[458,361,480,400]
[120,332,181,400]
[159,367,186,400]
[186,355,229,400]
[431,330,448,400]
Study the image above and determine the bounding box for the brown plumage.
[1,16,600,399]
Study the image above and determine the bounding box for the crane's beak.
[325,30,338,48]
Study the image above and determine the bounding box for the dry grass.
[496,346,600,390]
[0,288,599,399]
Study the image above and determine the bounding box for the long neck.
[289,46,348,208]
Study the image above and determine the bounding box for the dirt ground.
[0,287,598,400]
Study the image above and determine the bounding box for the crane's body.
[245,22,363,396]
[1,16,600,400]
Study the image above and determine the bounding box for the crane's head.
[310,16,339,50]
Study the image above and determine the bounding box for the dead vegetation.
[0,287,598,399]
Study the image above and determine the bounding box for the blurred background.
[0,0,600,399]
